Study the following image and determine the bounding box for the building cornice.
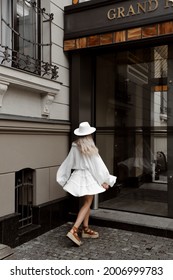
[0,65,61,116]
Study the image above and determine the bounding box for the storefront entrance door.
[95,44,172,217]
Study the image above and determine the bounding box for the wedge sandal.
[66,226,82,246]
[82,227,99,239]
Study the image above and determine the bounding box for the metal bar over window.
[0,0,58,80]
[15,169,34,230]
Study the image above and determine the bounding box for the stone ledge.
[89,209,173,239]
[0,244,13,260]
[0,65,61,94]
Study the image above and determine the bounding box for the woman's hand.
[102,183,109,190]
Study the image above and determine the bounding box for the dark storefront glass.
[96,45,169,217]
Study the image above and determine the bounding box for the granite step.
[0,244,13,260]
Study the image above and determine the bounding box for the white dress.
[56,142,117,197]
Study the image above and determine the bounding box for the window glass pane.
[96,54,115,127]
[15,0,38,71]
[96,46,168,185]
[0,0,55,78]
[96,46,168,217]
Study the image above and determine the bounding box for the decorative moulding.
[160,113,167,122]
[0,65,61,94]
[0,81,9,107]
[0,65,61,115]
[41,92,56,117]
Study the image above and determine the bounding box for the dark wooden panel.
[142,25,158,38]
[159,21,173,35]
[100,33,113,45]
[87,35,100,47]
[64,21,173,52]
[114,30,126,43]
[127,28,142,41]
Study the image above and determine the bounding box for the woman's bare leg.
[83,208,91,228]
[73,195,93,229]
[67,195,99,245]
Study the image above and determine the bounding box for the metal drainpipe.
[92,194,99,209]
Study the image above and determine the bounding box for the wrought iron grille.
[0,0,59,80]
[15,168,34,230]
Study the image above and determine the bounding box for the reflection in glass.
[96,45,168,216]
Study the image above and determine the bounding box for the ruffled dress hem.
[63,169,106,197]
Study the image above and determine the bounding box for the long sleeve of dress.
[56,143,117,190]
[85,153,116,187]
[56,146,74,187]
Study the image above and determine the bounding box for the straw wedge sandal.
[66,226,82,246]
[82,227,99,239]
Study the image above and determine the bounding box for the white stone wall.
[0,0,71,121]
[0,0,72,217]
[50,0,71,120]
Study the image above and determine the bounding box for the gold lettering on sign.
[107,0,159,21]
[107,9,116,20]
[148,0,159,12]
[137,3,146,14]
[126,5,136,16]
[117,7,125,18]
[165,0,173,8]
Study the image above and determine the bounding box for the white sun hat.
[74,122,96,136]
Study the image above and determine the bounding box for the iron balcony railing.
[0,0,59,80]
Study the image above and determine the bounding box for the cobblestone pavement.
[9,222,173,260]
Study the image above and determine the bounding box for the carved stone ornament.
[41,92,56,117]
[0,81,9,107]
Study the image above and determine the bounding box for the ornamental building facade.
[0,0,71,247]
[1,0,173,247]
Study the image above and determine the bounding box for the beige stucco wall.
[0,128,68,173]
[0,173,15,217]
[35,166,67,205]
[0,120,70,216]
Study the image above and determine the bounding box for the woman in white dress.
[56,122,117,246]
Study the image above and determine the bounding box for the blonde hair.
[75,135,98,156]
